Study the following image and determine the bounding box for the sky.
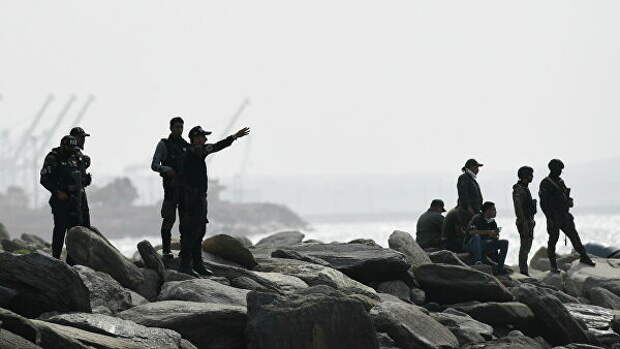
[1,0,619,183]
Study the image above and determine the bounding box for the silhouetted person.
[512,166,537,276]
[442,206,468,253]
[416,199,446,250]
[70,127,92,228]
[177,125,250,276]
[40,135,89,262]
[151,117,189,259]
[465,201,510,275]
[457,159,484,222]
[539,159,595,272]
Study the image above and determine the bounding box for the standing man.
[465,201,510,275]
[457,159,484,222]
[40,135,85,261]
[512,166,537,276]
[416,199,446,250]
[151,117,189,259]
[178,125,250,276]
[70,127,92,228]
[539,159,595,272]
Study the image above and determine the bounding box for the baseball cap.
[464,159,483,168]
[188,126,213,138]
[70,127,90,137]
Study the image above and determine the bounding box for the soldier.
[151,117,189,259]
[69,127,92,228]
[512,166,537,276]
[40,135,87,261]
[457,159,484,220]
[177,125,250,276]
[539,159,595,272]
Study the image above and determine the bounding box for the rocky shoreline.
[0,224,620,349]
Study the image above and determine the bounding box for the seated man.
[416,199,446,250]
[442,206,470,253]
[464,201,509,274]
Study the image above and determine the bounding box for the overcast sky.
[1,1,619,180]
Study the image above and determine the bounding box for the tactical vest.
[161,137,189,175]
[50,148,83,192]
[182,147,208,193]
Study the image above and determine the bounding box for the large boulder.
[73,265,133,314]
[66,226,144,291]
[370,298,459,349]
[271,249,331,266]
[461,330,546,349]
[430,308,493,345]
[246,285,379,349]
[137,240,166,279]
[376,280,411,302]
[428,250,468,267]
[512,283,590,345]
[249,270,308,293]
[0,330,44,349]
[388,230,432,270]
[0,252,90,316]
[517,280,581,303]
[565,257,619,297]
[451,301,535,330]
[255,230,304,248]
[202,234,257,269]
[583,277,620,300]
[564,303,620,347]
[414,264,514,304]
[158,279,250,307]
[588,287,620,310]
[133,268,162,301]
[20,234,50,250]
[118,300,246,349]
[266,243,410,284]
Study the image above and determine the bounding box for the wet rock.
[371,297,459,349]
[20,234,50,249]
[565,302,614,330]
[137,240,166,279]
[246,285,379,349]
[584,277,620,299]
[255,230,304,248]
[388,230,432,270]
[158,279,249,306]
[451,301,535,330]
[118,300,246,349]
[73,265,133,314]
[66,226,144,291]
[415,263,514,304]
[202,234,257,269]
[461,330,546,349]
[512,283,589,345]
[588,287,620,310]
[271,249,331,266]
[428,250,468,267]
[0,252,90,316]
[612,315,620,334]
[376,280,411,302]
[431,308,493,345]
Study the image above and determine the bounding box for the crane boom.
[36,95,76,156]
[12,94,54,160]
[207,98,250,165]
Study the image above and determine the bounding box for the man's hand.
[234,127,250,139]
[56,191,69,200]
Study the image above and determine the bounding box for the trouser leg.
[51,211,69,259]
[560,216,587,257]
[517,220,534,274]
[547,218,561,270]
[160,183,178,254]
[465,235,483,263]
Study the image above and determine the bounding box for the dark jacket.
[457,172,483,213]
[512,182,536,222]
[416,210,444,249]
[180,136,236,194]
[151,135,190,179]
[40,148,85,196]
[539,176,572,219]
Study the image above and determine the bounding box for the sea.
[109,214,620,266]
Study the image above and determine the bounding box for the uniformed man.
[512,166,537,276]
[69,126,92,228]
[539,159,595,272]
[177,125,250,276]
[151,117,189,259]
[40,135,87,261]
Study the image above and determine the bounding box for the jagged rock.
[118,300,246,349]
[431,308,493,345]
[583,277,620,299]
[451,301,535,330]
[348,238,380,246]
[232,235,253,248]
[229,276,272,292]
[201,259,287,294]
[127,290,149,307]
[66,226,144,291]
[158,279,249,306]
[530,247,580,272]
[518,279,581,304]
[0,329,43,349]
[0,222,9,241]
[255,230,305,248]
[137,240,166,279]
[565,303,620,346]
[612,315,620,334]
[512,283,589,345]
[202,234,257,269]
[134,268,161,301]
[271,249,331,266]
[371,297,459,349]
[461,330,546,349]
[376,332,398,349]
[255,257,378,299]
[376,280,411,302]
[20,234,50,249]
[410,287,426,305]
[246,285,379,349]
[428,250,468,267]
[0,252,90,316]
[251,271,308,293]
[388,230,432,270]
[588,287,620,310]
[266,242,410,284]
[565,258,618,297]
[73,265,133,314]
[414,264,514,304]
[45,312,193,349]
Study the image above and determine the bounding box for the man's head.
[548,159,564,177]
[482,201,496,218]
[188,126,213,145]
[462,158,483,175]
[69,127,90,149]
[517,166,534,184]
[169,117,184,138]
[429,199,446,213]
[60,135,80,154]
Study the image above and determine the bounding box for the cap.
[464,159,483,169]
[548,159,565,170]
[60,135,80,149]
[188,126,213,138]
[70,127,90,137]
[430,199,446,212]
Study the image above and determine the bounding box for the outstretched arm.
[204,127,251,156]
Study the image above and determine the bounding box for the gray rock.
[518,280,581,303]
[410,287,426,305]
[134,268,162,301]
[461,330,546,349]
[0,252,90,316]
[371,298,459,349]
[0,329,44,349]
[0,222,9,241]
[388,230,432,270]
[612,315,620,334]
[66,226,144,291]
[564,302,614,330]
[163,269,197,283]
[376,332,398,349]
[512,283,589,345]
[202,234,257,269]
[250,271,309,293]
[255,230,305,248]
[588,287,620,310]
[20,234,50,249]
[201,259,288,294]
[73,265,133,314]
[428,250,468,267]
[229,276,272,292]
[431,308,493,345]
[127,290,149,307]
[414,263,514,304]
[232,235,253,248]
[1,238,35,253]
[451,301,535,330]
[246,286,379,349]
[584,277,620,299]
[271,249,331,266]
[376,280,411,302]
[348,238,380,246]
[137,240,166,279]
[158,279,249,306]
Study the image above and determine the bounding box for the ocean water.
[110,214,620,266]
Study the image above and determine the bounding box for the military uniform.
[513,181,536,275]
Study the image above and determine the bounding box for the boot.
[162,235,174,260]
[193,262,213,276]
[178,253,198,277]
[580,255,596,267]
[549,257,559,273]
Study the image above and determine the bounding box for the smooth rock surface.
[158,279,249,306]
[202,234,257,269]
[376,280,411,302]
[137,240,166,279]
[431,308,494,345]
[451,301,535,329]
[388,230,432,270]
[134,268,161,301]
[255,230,305,248]
[74,265,133,314]
[428,250,468,267]
[461,330,546,349]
